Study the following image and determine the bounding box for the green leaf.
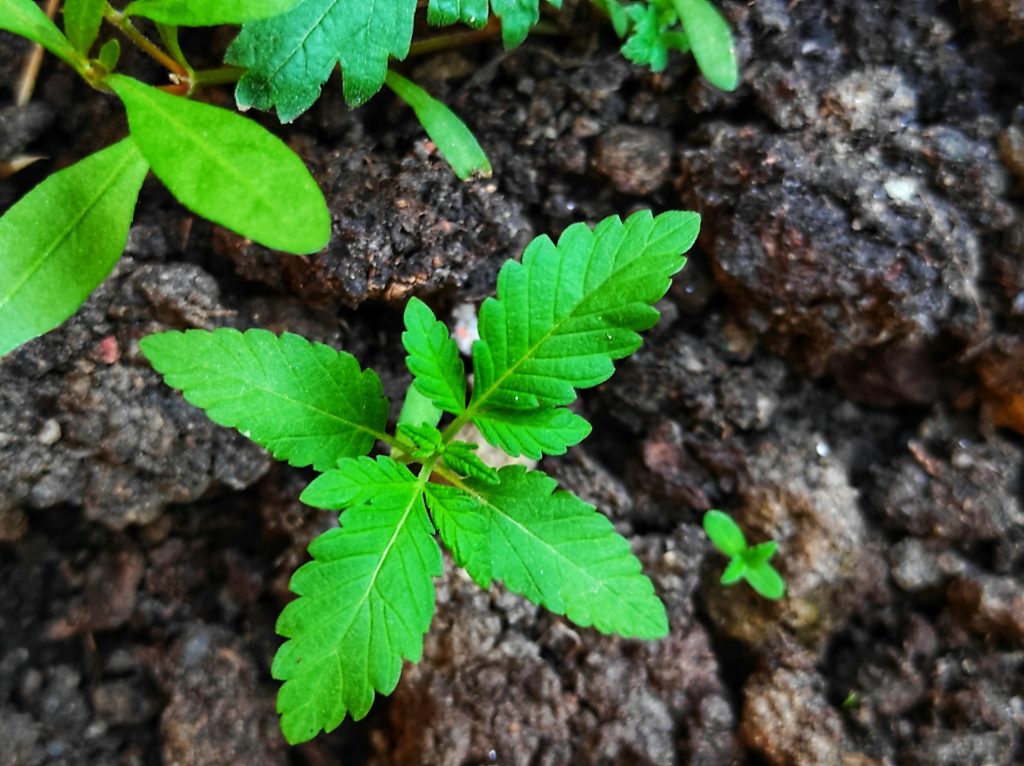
[107,74,330,255]
[301,455,417,509]
[63,0,104,53]
[470,210,699,414]
[0,139,148,356]
[0,0,80,65]
[124,0,303,26]
[719,557,746,585]
[474,407,590,459]
[274,457,441,743]
[384,70,491,181]
[427,0,489,28]
[139,329,388,471]
[744,540,777,565]
[620,4,689,73]
[424,483,487,570]
[397,423,444,459]
[442,441,499,484]
[702,510,746,557]
[97,38,120,71]
[402,297,467,416]
[594,0,631,37]
[744,562,785,600]
[432,466,668,638]
[491,0,562,48]
[672,0,738,91]
[397,383,444,429]
[227,0,418,118]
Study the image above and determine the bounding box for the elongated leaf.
[703,510,746,557]
[474,407,590,459]
[385,71,491,180]
[63,0,104,53]
[0,0,80,65]
[274,458,440,743]
[470,210,699,414]
[124,0,303,26]
[432,466,668,638]
[744,562,785,600]
[107,75,330,254]
[227,0,418,119]
[672,0,737,91]
[719,557,746,585]
[0,139,148,356]
[402,297,466,416]
[302,455,416,509]
[442,441,499,484]
[139,329,388,471]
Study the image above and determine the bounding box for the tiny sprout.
[702,510,786,600]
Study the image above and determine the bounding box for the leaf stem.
[102,4,188,81]
[407,20,501,57]
[191,65,246,88]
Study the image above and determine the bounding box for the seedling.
[140,209,700,743]
[703,510,786,600]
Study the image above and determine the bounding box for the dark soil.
[2,1,1024,764]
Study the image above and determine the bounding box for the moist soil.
[2,1,1024,765]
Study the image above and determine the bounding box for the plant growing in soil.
[703,509,785,600]
[140,209,700,743]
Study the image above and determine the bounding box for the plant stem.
[15,0,61,106]
[191,65,245,88]
[102,4,188,80]
[407,20,501,57]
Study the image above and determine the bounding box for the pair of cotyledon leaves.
[703,510,786,600]
[139,209,700,743]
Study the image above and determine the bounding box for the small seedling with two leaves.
[140,209,700,743]
[703,509,785,600]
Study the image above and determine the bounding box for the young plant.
[0,0,491,357]
[139,209,700,743]
[703,510,785,600]
[596,0,738,91]
[229,0,739,122]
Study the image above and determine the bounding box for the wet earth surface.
[2,1,1024,764]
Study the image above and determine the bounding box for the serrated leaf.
[397,423,443,459]
[672,0,738,91]
[227,0,418,119]
[385,71,491,180]
[442,441,499,484]
[0,0,80,66]
[620,4,689,73]
[491,0,562,48]
[107,75,330,255]
[139,329,388,471]
[744,562,785,600]
[0,139,148,356]
[402,297,466,416]
[703,510,746,557]
[474,407,590,459]
[719,557,745,585]
[424,483,487,573]
[63,0,104,53]
[302,455,415,509]
[124,0,303,26]
[593,0,631,37]
[432,466,668,638]
[470,210,699,416]
[274,458,441,743]
[427,0,488,28]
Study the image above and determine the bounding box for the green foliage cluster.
[703,510,786,600]
[0,0,735,357]
[596,0,737,90]
[140,210,700,742]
